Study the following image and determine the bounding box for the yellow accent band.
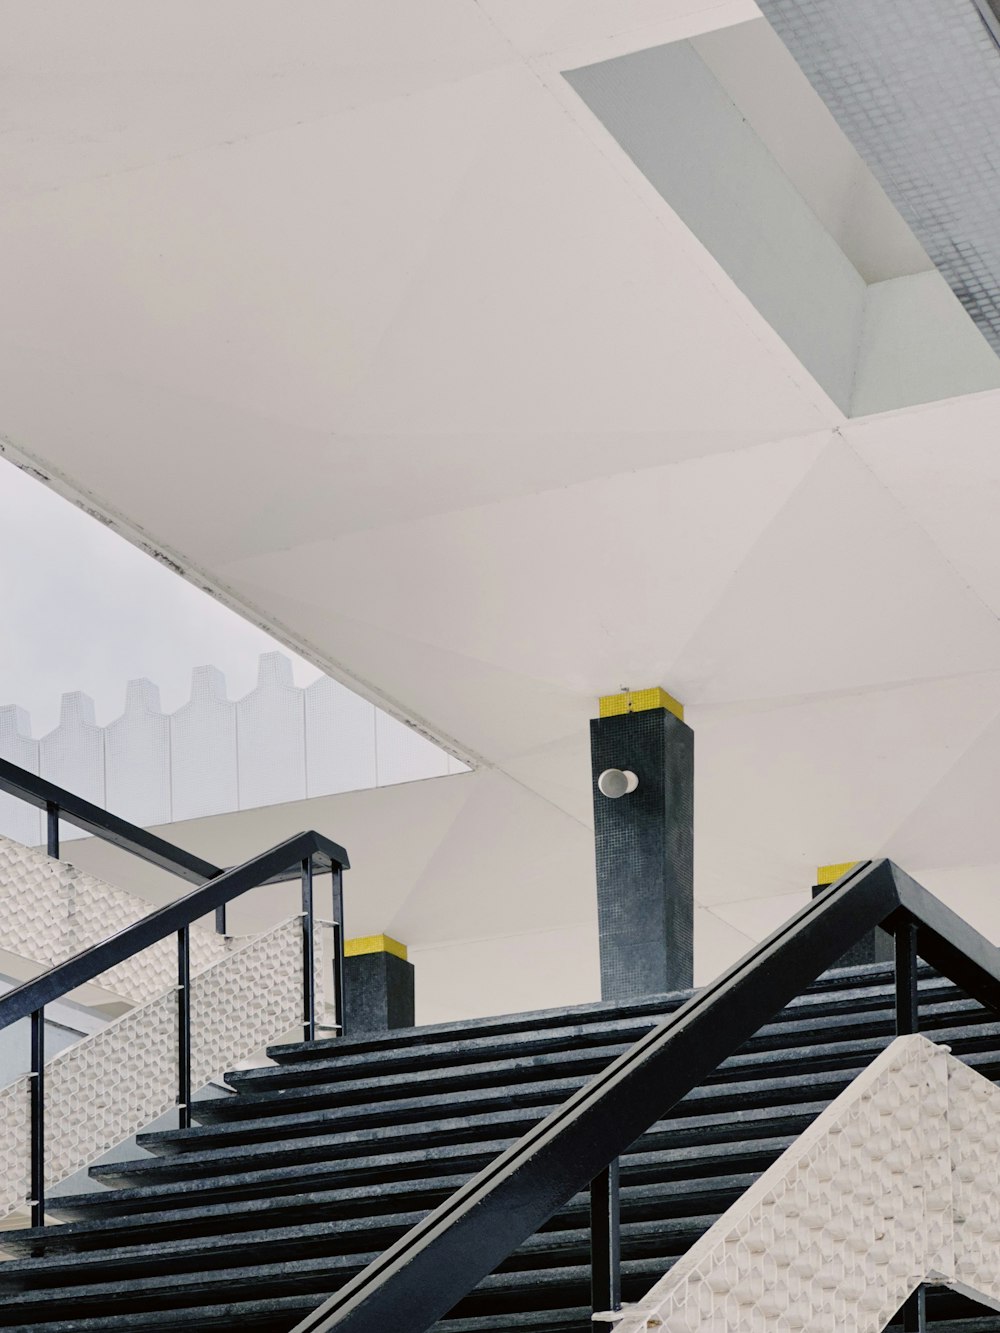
[344,934,408,962]
[816,861,860,886]
[599,688,684,721]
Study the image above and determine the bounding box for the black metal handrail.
[0,754,220,884]
[0,756,349,1227]
[292,859,1000,1333]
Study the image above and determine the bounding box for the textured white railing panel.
[45,989,178,1190]
[191,914,303,1086]
[606,1034,1000,1333]
[0,915,305,1222]
[0,1077,30,1220]
[0,834,227,1003]
[947,1057,1000,1313]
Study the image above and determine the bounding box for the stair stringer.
[605,1034,1000,1332]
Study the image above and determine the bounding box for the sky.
[0,457,322,737]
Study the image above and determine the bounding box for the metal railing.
[290,859,1000,1333]
[0,756,348,1227]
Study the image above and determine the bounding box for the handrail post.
[902,1284,926,1331]
[895,919,919,1036]
[45,802,59,860]
[332,864,345,1039]
[895,918,924,1331]
[29,1007,45,1228]
[301,857,316,1043]
[590,1158,621,1316]
[177,928,191,1130]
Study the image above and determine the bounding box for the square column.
[591,690,694,1001]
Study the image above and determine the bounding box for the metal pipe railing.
[0,756,349,1226]
[292,859,1000,1333]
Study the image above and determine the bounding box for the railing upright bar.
[902,1284,927,1331]
[301,857,316,1043]
[45,802,59,860]
[177,928,192,1130]
[589,1159,621,1316]
[895,919,920,1036]
[332,865,345,1038]
[29,1007,45,1228]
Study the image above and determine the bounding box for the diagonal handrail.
[291,859,1000,1333]
[0,828,349,1032]
[0,754,220,884]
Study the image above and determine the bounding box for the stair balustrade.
[291,860,1000,1333]
[0,756,348,1228]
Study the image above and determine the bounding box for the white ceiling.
[4,0,1000,979]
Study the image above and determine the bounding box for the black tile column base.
[343,948,415,1036]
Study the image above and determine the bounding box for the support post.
[45,802,59,860]
[590,1159,621,1316]
[30,1007,44,1228]
[177,928,191,1130]
[301,857,316,1043]
[902,1285,926,1331]
[895,918,920,1037]
[590,689,693,1001]
[331,866,346,1037]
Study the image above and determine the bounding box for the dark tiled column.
[343,935,415,1035]
[591,691,694,1001]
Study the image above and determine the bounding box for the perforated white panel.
[0,834,227,1002]
[44,988,178,1190]
[170,665,239,821]
[38,693,105,838]
[305,675,377,798]
[104,680,171,828]
[191,914,303,1085]
[0,915,307,1222]
[947,1057,1000,1312]
[375,710,450,787]
[0,652,459,844]
[0,1077,30,1220]
[0,707,43,847]
[605,1036,1000,1332]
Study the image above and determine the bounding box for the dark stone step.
[265,961,948,1069]
[222,1019,1000,1105]
[0,1239,682,1322]
[147,999,988,1153]
[92,1035,1000,1191]
[0,1214,718,1295]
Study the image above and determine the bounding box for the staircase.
[2,963,1000,1332]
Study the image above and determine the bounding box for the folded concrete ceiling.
[4,0,1000,979]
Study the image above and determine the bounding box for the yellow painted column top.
[598,688,684,721]
[344,934,408,961]
[815,862,860,886]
